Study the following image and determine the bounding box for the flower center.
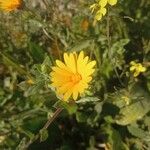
[70,73,82,84]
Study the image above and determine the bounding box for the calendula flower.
[50,51,96,101]
[0,0,22,12]
[130,61,146,77]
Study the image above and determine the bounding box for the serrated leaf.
[102,125,129,150]
[111,39,130,57]
[115,84,150,125]
[127,125,150,141]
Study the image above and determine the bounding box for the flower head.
[50,51,96,101]
[0,0,22,12]
[130,61,146,77]
[90,0,117,21]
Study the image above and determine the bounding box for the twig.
[106,8,124,87]
[106,8,111,59]
[24,108,63,149]
[42,108,63,129]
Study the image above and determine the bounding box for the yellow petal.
[130,66,136,71]
[86,61,96,70]
[72,85,79,100]
[63,89,73,101]
[133,71,140,77]
[108,0,117,5]
[56,60,72,72]
[57,82,74,94]
[130,61,136,65]
[140,67,146,72]
[83,56,89,65]
[90,3,97,13]
[77,81,88,94]
[64,53,76,73]
[95,11,102,21]
[52,67,71,76]
[83,76,92,83]
[100,7,107,16]
[99,0,107,7]
[78,51,84,63]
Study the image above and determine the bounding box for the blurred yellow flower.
[130,61,146,77]
[0,0,22,12]
[90,0,117,21]
[50,51,96,101]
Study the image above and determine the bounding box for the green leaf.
[94,102,103,114]
[115,84,150,125]
[57,101,78,115]
[76,112,88,123]
[128,125,150,141]
[102,125,129,150]
[111,39,130,53]
[29,42,45,63]
[76,97,100,104]
[69,40,93,52]
[40,129,49,142]
[0,53,30,76]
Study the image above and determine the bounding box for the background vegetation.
[0,0,150,149]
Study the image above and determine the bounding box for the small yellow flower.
[0,0,22,12]
[50,51,96,101]
[130,61,146,77]
[90,0,117,21]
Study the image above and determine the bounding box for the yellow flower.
[0,0,22,12]
[90,0,117,21]
[130,61,146,77]
[50,51,96,101]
